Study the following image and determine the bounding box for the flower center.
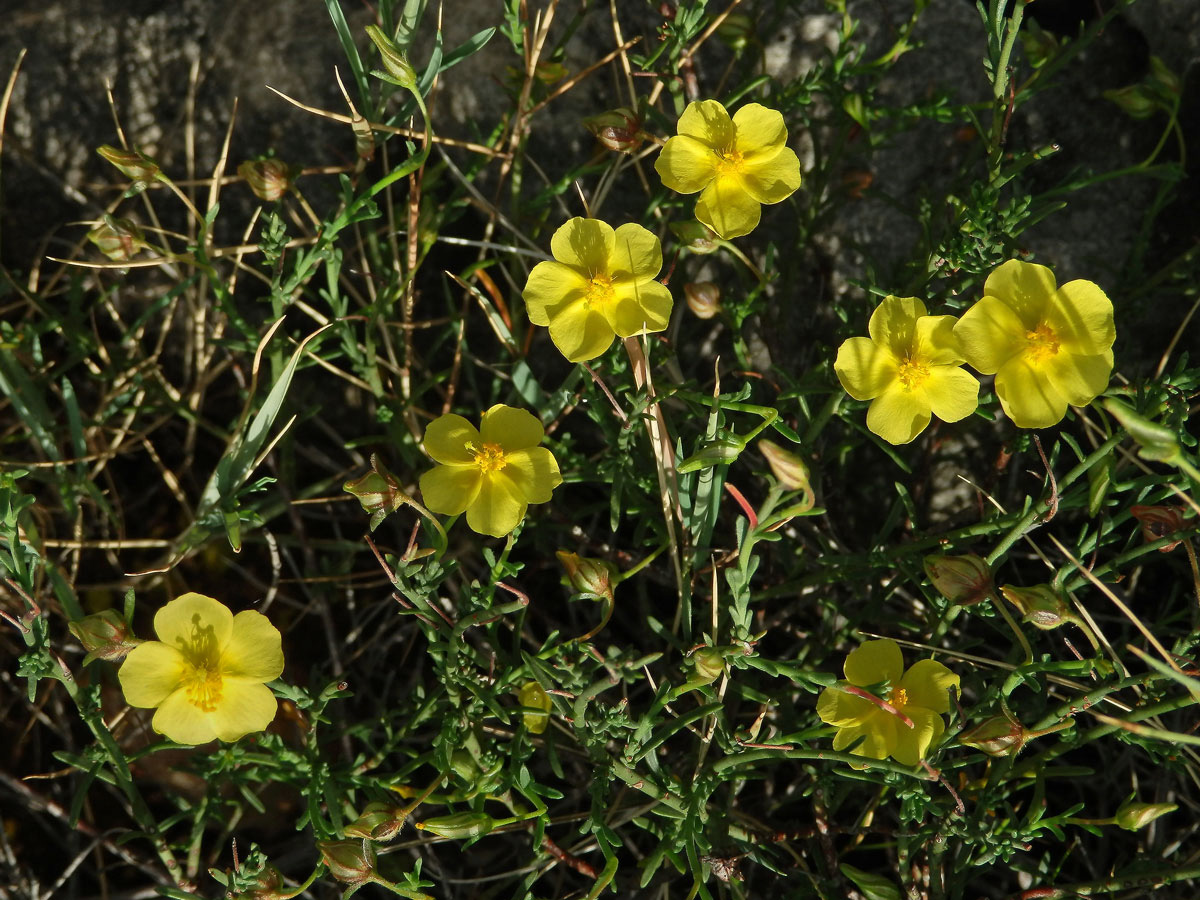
[184,664,223,712]
[1024,323,1061,362]
[889,687,909,710]
[715,147,745,175]
[896,355,930,390]
[471,441,508,474]
[584,273,615,309]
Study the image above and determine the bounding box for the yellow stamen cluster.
[584,273,615,309]
[715,147,745,174]
[185,666,224,712]
[896,356,931,390]
[889,687,909,709]
[471,442,508,474]
[1024,323,1061,361]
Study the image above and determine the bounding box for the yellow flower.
[522,217,673,363]
[118,593,283,745]
[953,259,1115,428]
[655,100,801,239]
[817,639,959,766]
[418,405,562,537]
[834,296,979,445]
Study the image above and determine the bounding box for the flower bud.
[366,25,417,90]
[343,454,409,531]
[556,551,618,601]
[1102,84,1159,119]
[238,159,296,203]
[68,609,142,664]
[96,145,161,184]
[758,440,812,493]
[923,553,993,606]
[344,801,407,841]
[317,839,376,885]
[449,749,481,785]
[1115,796,1177,831]
[583,107,644,153]
[517,681,552,734]
[670,220,719,254]
[1000,584,1070,630]
[1148,55,1181,98]
[1103,399,1180,463]
[690,647,726,685]
[87,216,146,262]
[1129,505,1187,553]
[684,282,721,319]
[678,440,742,473]
[415,811,494,840]
[958,715,1026,757]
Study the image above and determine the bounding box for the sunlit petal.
[912,314,964,366]
[420,464,482,516]
[995,356,1067,428]
[154,593,233,655]
[610,280,673,337]
[423,414,481,465]
[480,405,545,450]
[677,99,734,147]
[655,134,719,194]
[868,296,925,359]
[891,706,942,766]
[501,447,562,504]
[1042,349,1113,407]
[1047,280,1116,356]
[466,474,528,537]
[221,611,284,683]
[954,295,1026,374]
[610,223,663,281]
[152,690,218,745]
[924,366,979,424]
[844,639,904,688]
[740,147,801,204]
[816,687,875,727]
[210,681,278,742]
[119,642,186,707]
[732,103,788,158]
[867,382,932,445]
[834,336,896,401]
[550,217,615,273]
[983,259,1057,327]
[523,261,587,326]
[695,175,761,239]
[899,659,960,714]
[546,299,616,362]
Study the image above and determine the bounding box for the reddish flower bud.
[344,801,407,841]
[68,609,142,664]
[1130,505,1187,552]
[317,839,375,885]
[923,553,993,606]
[958,715,1026,757]
[1000,584,1071,630]
[684,281,721,319]
[238,159,296,203]
[556,551,618,601]
[87,216,146,262]
[96,145,161,184]
[583,107,645,153]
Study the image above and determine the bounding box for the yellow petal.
[1047,280,1115,356]
[834,711,897,760]
[655,134,718,194]
[119,642,186,707]
[695,175,761,239]
[924,365,979,424]
[547,298,616,362]
[523,261,587,326]
[153,689,218,745]
[844,639,903,688]
[610,223,663,281]
[899,659,960,714]
[210,681,278,742]
[499,447,562,504]
[466,473,528,537]
[912,314,964,366]
[423,414,481,465]
[610,280,673,337]
[740,147,801,205]
[154,593,232,654]
[420,464,482,516]
[984,258,1056,327]
[677,99,734,147]
[816,687,875,727]
[834,336,896,401]
[953,295,1026,375]
[480,404,545,451]
[867,382,932,445]
[220,610,284,683]
[550,217,614,273]
[732,103,788,159]
[1043,349,1113,407]
[867,296,925,359]
[995,356,1067,428]
[891,706,942,766]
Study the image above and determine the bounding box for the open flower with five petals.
[817,639,959,766]
[655,100,801,239]
[522,217,672,363]
[118,593,284,745]
[834,296,979,445]
[953,259,1115,428]
[419,405,562,537]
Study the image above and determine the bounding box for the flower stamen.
[1024,322,1061,362]
[471,441,508,474]
[715,147,745,175]
[184,665,223,712]
[896,355,931,390]
[584,273,615,309]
